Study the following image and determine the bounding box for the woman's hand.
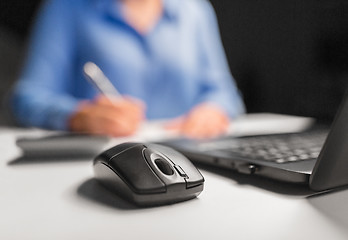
[166,103,230,139]
[69,95,146,137]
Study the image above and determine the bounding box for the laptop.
[160,93,348,192]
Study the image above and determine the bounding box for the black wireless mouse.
[93,142,204,206]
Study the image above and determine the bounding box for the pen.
[83,61,122,100]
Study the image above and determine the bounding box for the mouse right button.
[185,171,204,188]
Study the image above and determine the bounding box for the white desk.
[1,114,348,240]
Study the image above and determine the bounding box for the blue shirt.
[11,0,245,130]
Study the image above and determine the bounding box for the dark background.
[1,0,348,125]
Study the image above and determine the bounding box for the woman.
[11,0,245,138]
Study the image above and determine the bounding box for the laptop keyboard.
[197,130,328,164]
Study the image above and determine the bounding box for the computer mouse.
[93,142,204,206]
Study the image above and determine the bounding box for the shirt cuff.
[46,97,80,131]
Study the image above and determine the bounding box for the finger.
[164,116,185,131]
[123,95,146,109]
[180,111,230,139]
[180,116,207,139]
[117,101,146,125]
[95,96,146,126]
[103,123,135,137]
[94,95,117,106]
[90,114,136,137]
[104,97,145,119]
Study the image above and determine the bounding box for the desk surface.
[1,114,348,240]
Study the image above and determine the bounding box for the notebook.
[15,121,177,159]
[160,93,348,192]
[16,133,110,158]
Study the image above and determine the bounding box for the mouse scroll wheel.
[154,158,174,176]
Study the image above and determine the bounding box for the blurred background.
[1,0,348,125]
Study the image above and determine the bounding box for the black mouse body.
[93,142,204,206]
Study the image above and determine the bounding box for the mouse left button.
[109,145,166,194]
[98,142,139,162]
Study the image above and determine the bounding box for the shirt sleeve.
[10,0,79,130]
[194,0,245,118]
